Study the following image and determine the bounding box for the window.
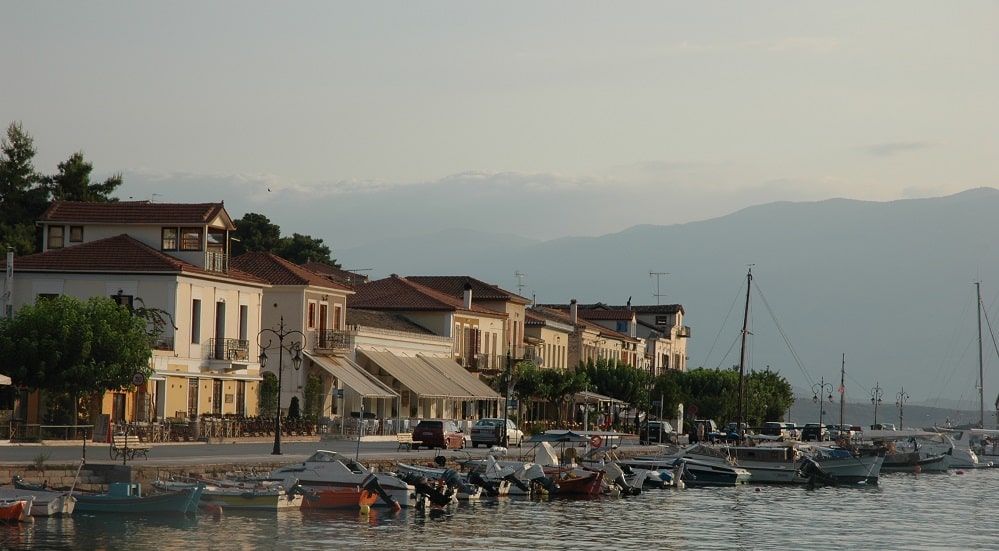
[181,228,203,251]
[69,226,84,242]
[192,299,202,344]
[111,293,134,309]
[162,228,178,250]
[308,302,316,329]
[47,226,64,249]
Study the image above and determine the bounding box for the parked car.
[870,423,896,431]
[412,419,465,450]
[828,424,856,440]
[782,422,800,439]
[470,418,524,448]
[760,421,791,439]
[639,420,677,444]
[801,423,829,442]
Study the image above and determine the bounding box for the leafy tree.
[303,373,323,422]
[231,212,282,255]
[232,212,339,266]
[0,122,48,255]
[258,371,278,417]
[0,295,152,423]
[44,151,122,202]
[276,233,334,265]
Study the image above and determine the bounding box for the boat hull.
[0,489,73,516]
[73,483,203,515]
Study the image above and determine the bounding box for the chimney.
[570,299,578,325]
[463,283,473,310]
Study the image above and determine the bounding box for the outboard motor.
[467,470,504,497]
[604,462,640,496]
[524,464,557,495]
[440,468,477,496]
[362,474,401,510]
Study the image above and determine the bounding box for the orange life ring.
[590,435,603,448]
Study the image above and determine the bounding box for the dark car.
[639,420,676,444]
[412,419,465,450]
[801,423,829,442]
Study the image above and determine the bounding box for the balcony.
[205,250,229,273]
[313,329,351,354]
[207,338,250,362]
[151,336,174,351]
[677,326,691,338]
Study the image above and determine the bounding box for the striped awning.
[304,352,397,399]
[356,349,480,399]
[417,355,500,399]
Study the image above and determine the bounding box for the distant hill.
[337,187,999,404]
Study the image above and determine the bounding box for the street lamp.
[896,387,909,430]
[258,316,305,455]
[870,382,884,427]
[812,377,834,429]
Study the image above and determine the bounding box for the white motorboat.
[269,450,413,509]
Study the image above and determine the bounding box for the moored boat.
[152,478,303,511]
[0,488,74,517]
[269,450,410,509]
[0,497,32,523]
[73,482,204,515]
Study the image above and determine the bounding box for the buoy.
[913,465,922,474]
[754,487,761,492]
[359,504,370,515]
[956,470,965,475]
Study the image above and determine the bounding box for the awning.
[417,355,501,399]
[0,373,11,386]
[574,390,627,406]
[304,352,398,399]
[357,349,475,399]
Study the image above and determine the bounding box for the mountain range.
[335,187,999,413]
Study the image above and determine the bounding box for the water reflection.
[2,470,998,550]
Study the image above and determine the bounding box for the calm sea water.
[3,469,998,550]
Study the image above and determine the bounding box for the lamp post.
[896,387,909,430]
[870,382,884,427]
[812,377,834,430]
[258,316,305,455]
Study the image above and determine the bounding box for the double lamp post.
[258,316,305,455]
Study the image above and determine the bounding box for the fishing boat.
[621,453,751,487]
[73,482,204,515]
[268,450,411,509]
[152,478,303,511]
[0,488,74,517]
[395,462,483,501]
[0,497,32,522]
[797,445,885,484]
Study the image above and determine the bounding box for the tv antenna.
[650,271,669,305]
[515,270,528,295]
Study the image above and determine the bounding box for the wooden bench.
[110,434,152,460]
[396,432,415,451]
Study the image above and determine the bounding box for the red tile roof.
[231,252,353,291]
[406,275,531,304]
[301,261,369,286]
[5,234,267,284]
[348,275,503,316]
[38,200,234,228]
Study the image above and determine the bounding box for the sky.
[3,1,998,250]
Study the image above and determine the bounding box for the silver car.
[470,418,524,448]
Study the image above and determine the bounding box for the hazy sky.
[3,2,997,248]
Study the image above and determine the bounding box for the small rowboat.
[0,497,33,523]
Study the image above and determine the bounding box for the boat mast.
[737,267,752,442]
[977,282,985,429]
[839,353,846,429]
